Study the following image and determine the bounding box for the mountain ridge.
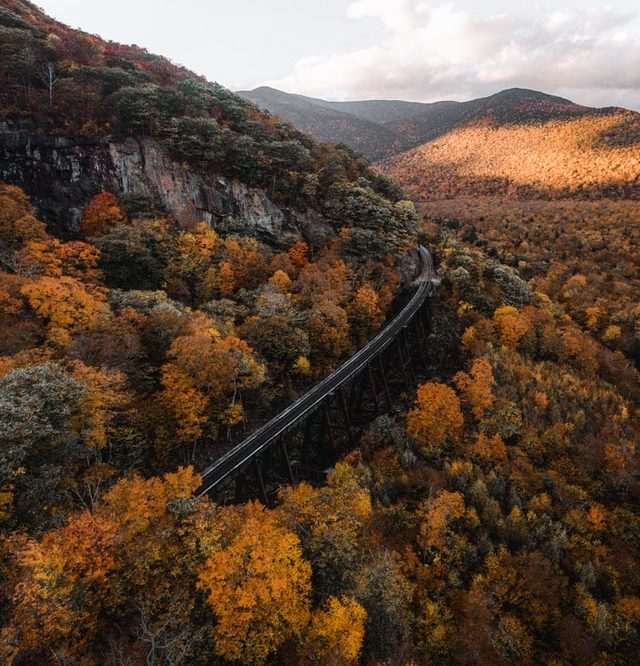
[237,85,622,162]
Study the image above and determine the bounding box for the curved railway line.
[198,245,438,500]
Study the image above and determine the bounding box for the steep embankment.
[0,132,326,239]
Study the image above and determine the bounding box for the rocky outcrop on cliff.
[0,128,328,241]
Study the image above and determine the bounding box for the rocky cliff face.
[0,128,327,241]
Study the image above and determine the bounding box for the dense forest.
[420,197,640,369]
[0,0,418,516]
[0,177,416,528]
[0,1,420,660]
[2,209,639,664]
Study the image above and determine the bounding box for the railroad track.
[198,245,437,497]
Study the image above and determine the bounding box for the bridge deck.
[198,246,436,496]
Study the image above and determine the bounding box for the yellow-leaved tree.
[454,357,496,422]
[158,313,266,451]
[493,305,530,348]
[417,490,466,554]
[303,596,367,665]
[21,276,110,348]
[347,283,384,347]
[278,463,372,598]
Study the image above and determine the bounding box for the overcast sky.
[37,0,640,109]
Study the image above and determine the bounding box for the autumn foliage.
[80,192,126,237]
[1,1,639,662]
[0,175,416,662]
[380,111,640,200]
[198,502,311,664]
[1,189,640,663]
[407,382,463,454]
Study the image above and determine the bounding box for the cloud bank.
[267,1,640,109]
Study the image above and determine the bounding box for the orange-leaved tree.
[407,382,464,456]
[347,283,384,347]
[12,511,118,653]
[417,490,466,554]
[10,467,203,659]
[21,276,110,348]
[288,240,309,272]
[472,431,508,464]
[198,501,311,665]
[158,312,266,450]
[454,357,496,422]
[80,192,126,238]
[0,183,48,249]
[493,305,530,348]
[278,463,372,599]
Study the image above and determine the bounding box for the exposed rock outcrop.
[0,129,328,241]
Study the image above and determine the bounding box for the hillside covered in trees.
[0,0,411,237]
[379,110,640,200]
[420,197,640,369]
[236,86,414,162]
[0,2,424,660]
[0,0,419,473]
[0,178,416,520]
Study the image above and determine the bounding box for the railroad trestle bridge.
[198,246,439,505]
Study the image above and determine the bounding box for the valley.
[0,1,639,664]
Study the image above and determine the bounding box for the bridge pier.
[403,327,418,384]
[395,337,411,390]
[338,387,356,447]
[322,402,336,451]
[351,373,367,420]
[377,354,393,411]
[417,311,429,364]
[234,474,245,503]
[254,458,269,507]
[301,416,314,461]
[367,366,382,413]
[281,440,296,485]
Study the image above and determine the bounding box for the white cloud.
[266,2,640,109]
